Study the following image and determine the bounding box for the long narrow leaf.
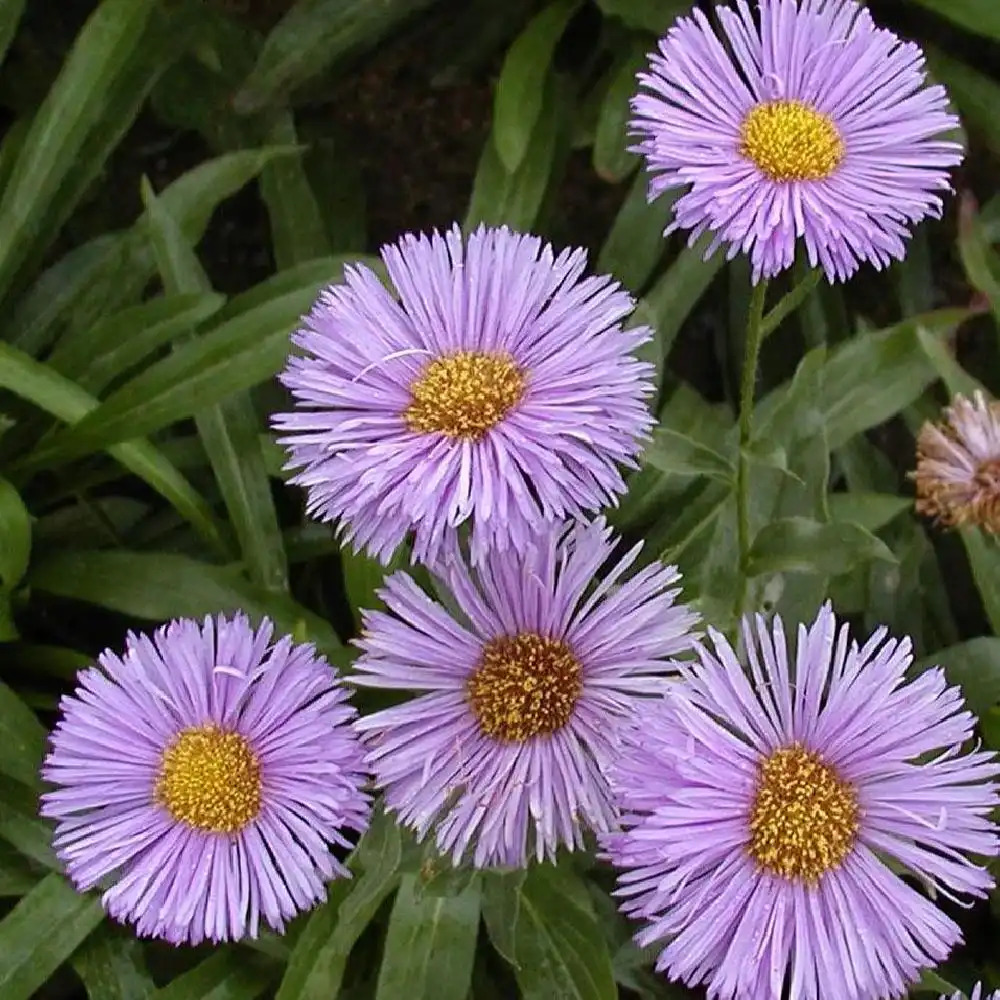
[142,180,288,592]
[259,113,331,268]
[234,0,439,113]
[493,0,579,172]
[151,951,277,1000]
[0,681,45,789]
[28,549,343,661]
[0,873,104,1000]
[0,0,26,69]
[71,929,156,1000]
[0,0,160,299]
[0,342,226,554]
[21,147,299,357]
[25,277,333,466]
[47,293,225,388]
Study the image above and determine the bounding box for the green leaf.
[342,547,405,626]
[151,951,277,1000]
[0,478,30,591]
[915,323,983,400]
[596,175,675,293]
[276,810,402,1000]
[507,864,617,1000]
[960,529,1000,636]
[0,341,225,554]
[592,40,645,182]
[142,179,288,593]
[72,928,155,1000]
[0,843,37,897]
[0,0,26,67]
[982,706,1000,749]
[958,192,1000,327]
[5,236,121,356]
[234,0,439,114]
[48,293,225,391]
[760,269,822,341]
[64,148,299,345]
[643,427,733,481]
[214,255,366,324]
[820,310,969,450]
[0,681,45,788]
[481,869,524,969]
[27,549,343,660]
[595,0,690,33]
[634,235,724,363]
[375,874,480,1000]
[910,0,1000,42]
[912,969,960,995]
[742,441,803,485]
[827,492,911,533]
[6,643,90,682]
[0,873,105,1000]
[612,381,731,549]
[747,517,897,578]
[926,48,1000,162]
[0,0,161,299]
[411,848,480,899]
[493,0,579,172]
[7,148,288,357]
[25,277,326,467]
[466,74,571,232]
[259,113,331,268]
[915,638,1000,716]
[0,776,58,870]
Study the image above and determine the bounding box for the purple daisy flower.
[41,614,370,945]
[351,517,698,867]
[604,604,999,1000]
[914,391,1000,533]
[631,0,963,282]
[272,225,654,567]
[943,987,1000,1000]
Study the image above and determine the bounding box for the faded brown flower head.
[913,391,1000,532]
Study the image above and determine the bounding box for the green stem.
[733,279,769,617]
[759,268,822,341]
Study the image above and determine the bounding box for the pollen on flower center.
[974,456,1000,492]
[467,634,582,742]
[748,744,859,882]
[740,100,845,182]
[155,726,261,833]
[404,351,526,440]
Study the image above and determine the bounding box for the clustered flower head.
[352,517,698,867]
[604,604,999,1000]
[273,224,655,568]
[42,615,370,944]
[913,391,1000,533]
[36,0,998,994]
[630,0,963,282]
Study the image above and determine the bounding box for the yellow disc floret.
[467,634,582,742]
[155,726,262,833]
[748,744,859,881]
[740,100,845,182]
[405,351,526,439]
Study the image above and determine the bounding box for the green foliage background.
[0,0,999,997]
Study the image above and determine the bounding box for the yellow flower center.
[740,100,845,182]
[155,726,262,833]
[467,634,582,742]
[404,351,526,440]
[748,744,859,882]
